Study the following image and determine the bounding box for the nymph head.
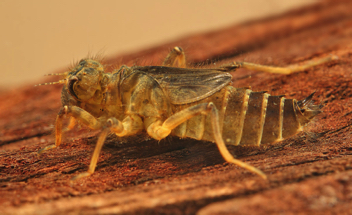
[66,59,105,102]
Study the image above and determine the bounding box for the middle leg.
[72,114,144,180]
[146,102,267,179]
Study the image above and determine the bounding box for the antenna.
[35,79,66,87]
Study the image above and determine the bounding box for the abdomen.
[172,86,321,146]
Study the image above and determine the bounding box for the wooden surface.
[1,0,352,214]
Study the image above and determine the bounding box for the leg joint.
[58,105,69,116]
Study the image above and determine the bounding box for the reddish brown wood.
[1,1,352,214]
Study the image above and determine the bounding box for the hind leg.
[223,55,338,75]
[163,46,337,74]
[162,46,186,68]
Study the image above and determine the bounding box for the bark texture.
[1,1,352,214]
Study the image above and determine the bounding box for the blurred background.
[0,0,315,90]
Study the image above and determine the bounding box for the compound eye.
[68,76,79,99]
[84,67,95,73]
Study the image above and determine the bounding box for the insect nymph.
[38,47,331,180]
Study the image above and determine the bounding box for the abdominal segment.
[172,86,320,146]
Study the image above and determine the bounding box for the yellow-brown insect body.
[64,60,320,147]
[39,47,330,180]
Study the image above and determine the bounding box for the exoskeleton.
[38,47,332,179]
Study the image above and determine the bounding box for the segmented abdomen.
[172,86,321,146]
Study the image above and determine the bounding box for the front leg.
[38,105,104,154]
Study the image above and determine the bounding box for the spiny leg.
[63,103,86,132]
[146,103,212,140]
[162,46,186,68]
[146,102,266,179]
[38,105,103,154]
[71,127,110,180]
[208,103,266,179]
[231,55,338,75]
[63,116,77,132]
[72,115,144,180]
[108,115,144,137]
[38,106,66,154]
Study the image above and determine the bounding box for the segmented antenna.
[44,72,69,76]
[34,71,69,86]
[35,79,66,87]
